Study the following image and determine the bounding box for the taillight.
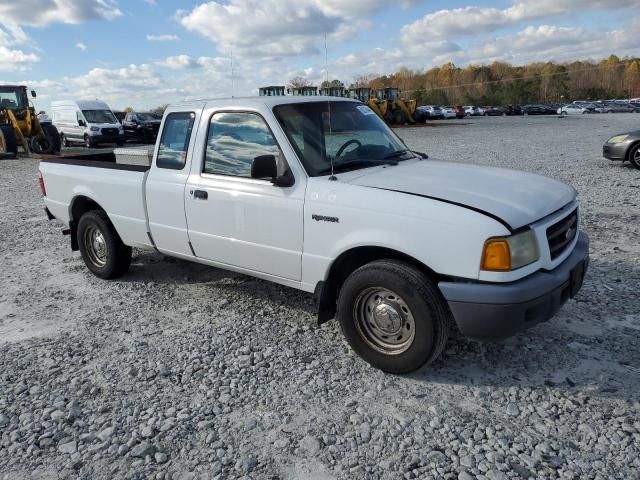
[38,171,47,197]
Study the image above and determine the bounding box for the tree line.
[291,55,640,106]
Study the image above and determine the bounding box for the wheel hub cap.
[353,287,416,355]
[84,225,107,267]
[373,303,402,334]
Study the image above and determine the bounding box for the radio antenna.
[324,32,336,181]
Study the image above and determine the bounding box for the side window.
[203,112,285,178]
[156,112,195,170]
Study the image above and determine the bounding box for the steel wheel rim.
[634,148,640,162]
[84,225,107,267]
[353,287,416,355]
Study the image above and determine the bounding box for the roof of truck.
[167,96,360,109]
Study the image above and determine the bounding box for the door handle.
[193,190,208,200]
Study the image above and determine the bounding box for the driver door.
[185,110,305,281]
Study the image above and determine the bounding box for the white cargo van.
[51,99,124,148]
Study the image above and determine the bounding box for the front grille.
[101,128,119,136]
[546,208,578,260]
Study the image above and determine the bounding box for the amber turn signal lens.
[481,239,511,271]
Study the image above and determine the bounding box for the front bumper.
[90,134,125,144]
[603,142,630,161]
[439,232,589,340]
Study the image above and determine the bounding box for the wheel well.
[316,246,438,325]
[69,196,105,250]
[626,141,640,162]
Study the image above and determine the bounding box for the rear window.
[156,112,195,170]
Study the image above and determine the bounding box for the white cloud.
[0,0,122,27]
[401,0,640,43]
[146,34,179,42]
[157,55,228,70]
[0,45,40,71]
[75,42,87,52]
[465,24,640,65]
[178,0,399,58]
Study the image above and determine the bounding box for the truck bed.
[40,152,148,172]
[40,152,152,249]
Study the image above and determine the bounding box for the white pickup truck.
[39,97,589,373]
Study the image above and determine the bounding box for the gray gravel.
[1,114,639,479]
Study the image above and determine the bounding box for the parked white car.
[463,106,482,116]
[51,99,124,148]
[558,105,589,115]
[39,97,589,373]
[440,106,457,119]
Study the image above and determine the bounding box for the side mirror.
[251,155,294,187]
[251,154,278,179]
[78,119,86,127]
[31,90,37,98]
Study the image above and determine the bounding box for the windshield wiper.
[381,149,414,160]
[317,159,398,175]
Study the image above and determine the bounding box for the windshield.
[82,109,117,124]
[137,112,161,121]
[0,89,27,110]
[273,101,411,176]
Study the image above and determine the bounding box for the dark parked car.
[504,105,523,115]
[113,111,126,124]
[122,111,162,143]
[483,106,506,116]
[603,130,640,169]
[523,104,556,115]
[601,102,639,113]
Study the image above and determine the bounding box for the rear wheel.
[77,210,131,279]
[41,123,61,153]
[629,143,640,170]
[337,260,450,374]
[29,135,51,154]
[0,125,18,158]
[393,109,408,125]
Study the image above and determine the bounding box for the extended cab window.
[156,112,195,170]
[203,112,285,178]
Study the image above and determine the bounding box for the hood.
[347,160,576,229]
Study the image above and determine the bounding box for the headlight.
[90,126,100,131]
[481,229,539,271]
[607,134,629,144]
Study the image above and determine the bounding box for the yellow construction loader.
[0,85,61,157]
[348,87,416,125]
[375,88,417,125]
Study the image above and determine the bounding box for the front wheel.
[337,260,450,374]
[84,135,95,149]
[77,210,131,279]
[629,143,640,170]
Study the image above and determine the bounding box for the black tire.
[77,210,132,279]
[337,260,450,374]
[0,125,18,157]
[41,123,61,153]
[393,109,408,125]
[116,140,124,147]
[629,143,640,170]
[29,135,51,154]
[84,135,95,149]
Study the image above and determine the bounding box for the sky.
[1,0,639,112]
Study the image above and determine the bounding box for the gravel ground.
[1,114,639,480]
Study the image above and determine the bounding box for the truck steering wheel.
[335,139,362,159]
